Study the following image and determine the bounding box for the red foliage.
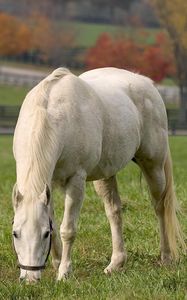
[141,32,176,81]
[86,33,141,71]
[85,32,176,82]
[85,33,112,68]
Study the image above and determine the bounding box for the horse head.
[12,184,52,283]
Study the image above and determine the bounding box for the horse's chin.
[19,269,41,284]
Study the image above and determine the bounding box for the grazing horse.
[12,67,185,283]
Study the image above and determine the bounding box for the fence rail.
[0,105,20,128]
[0,66,186,135]
[0,105,187,135]
[0,69,45,87]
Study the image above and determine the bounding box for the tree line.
[0,12,75,65]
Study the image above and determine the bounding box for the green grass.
[160,78,176,86]
[72,21,124,47]
[60,21,160,48]
[0,136,187,299]
[0,85,29,106]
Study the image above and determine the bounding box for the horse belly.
[82,86,141,180]
[87,116,140,181]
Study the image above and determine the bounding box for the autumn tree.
[28,13,75,65]
[151,0,187,124]
[28,13,55,62]
[0,13,31,55]
[86,32,175,82]
[141,32,175,82]
[85,33,140,70]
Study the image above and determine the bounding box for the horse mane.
[23,68,71,199]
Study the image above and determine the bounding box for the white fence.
[0,66,181,107]
[0,66,47,87]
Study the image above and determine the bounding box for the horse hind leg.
[135,148,185,263]
[93,176,127,274]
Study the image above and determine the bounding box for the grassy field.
[0,136,186,299]
[0,85,29,106]
[62,21,160,48]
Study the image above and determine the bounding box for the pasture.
[0,136,186,299]
[61,21,159,47]
[0,85,29,106]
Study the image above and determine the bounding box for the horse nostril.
[35,276,41,281]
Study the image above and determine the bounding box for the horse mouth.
[19,274,41,284]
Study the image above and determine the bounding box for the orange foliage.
[28,13,55,61]
[0,13,32,55]
[0,12,75,64]
[28,12,75,62]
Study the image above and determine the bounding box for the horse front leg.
[57,170,86,281]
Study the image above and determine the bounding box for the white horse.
[12,67,185,283]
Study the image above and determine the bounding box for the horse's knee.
[105,204,122,222]
[60,225,76,242]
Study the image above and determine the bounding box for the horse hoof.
[104,252,126,274]
[160,253,173,265]
[57,270,71,281]
[104,266,113,275]
[104,260,125,275]
[57,263,72,281]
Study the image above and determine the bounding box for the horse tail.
[163,147,186,259]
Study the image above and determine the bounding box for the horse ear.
[12,183,23,211]
[39,184,50,206]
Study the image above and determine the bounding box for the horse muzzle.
[20,269,41,283]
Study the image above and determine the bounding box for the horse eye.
[44,231,50,239]
[12,231,18,238]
